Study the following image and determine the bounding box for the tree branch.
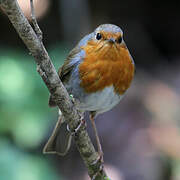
[30,0,42,41]
[0,0,109,179]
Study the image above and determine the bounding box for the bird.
[43,24,135,161]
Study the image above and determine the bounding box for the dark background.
[0,0,180,179]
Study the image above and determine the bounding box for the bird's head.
[81,24,128,61]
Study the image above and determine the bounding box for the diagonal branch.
[0,0,109,179]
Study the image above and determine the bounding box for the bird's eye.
[96,33,102,40]
[117,37,123,44]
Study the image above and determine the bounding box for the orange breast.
[79,40,135,95]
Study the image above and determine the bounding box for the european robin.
[43,24,135,160]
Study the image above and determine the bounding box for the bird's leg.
[89,114,104,163]
[67,95,86,135]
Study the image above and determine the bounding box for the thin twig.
[30,0,42,41]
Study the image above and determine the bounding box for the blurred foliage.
[0,44,69,180]
[0,138,60,180]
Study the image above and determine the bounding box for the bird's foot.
[92,151,104,166]
[66,116,85,136]
[98,150,104,164]
[91,158,104,180]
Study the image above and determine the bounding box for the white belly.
[77,86,123,114]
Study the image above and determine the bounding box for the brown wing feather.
[48,46,81,107]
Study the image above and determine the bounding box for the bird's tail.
[43,114,72,156]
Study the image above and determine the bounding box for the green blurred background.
[0,0,180,180]
[0,45,68,180]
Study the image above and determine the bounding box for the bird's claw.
[91,151,104,180]
[91,162,104,180]
[99,151,104,163]
[91,151,104,166]
[66,116,85,136]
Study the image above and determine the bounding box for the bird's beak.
[108,38,116,44]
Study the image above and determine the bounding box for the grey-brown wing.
[49,46,81,107]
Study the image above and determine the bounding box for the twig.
[30,0,42,41]
[0,0,109,179]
